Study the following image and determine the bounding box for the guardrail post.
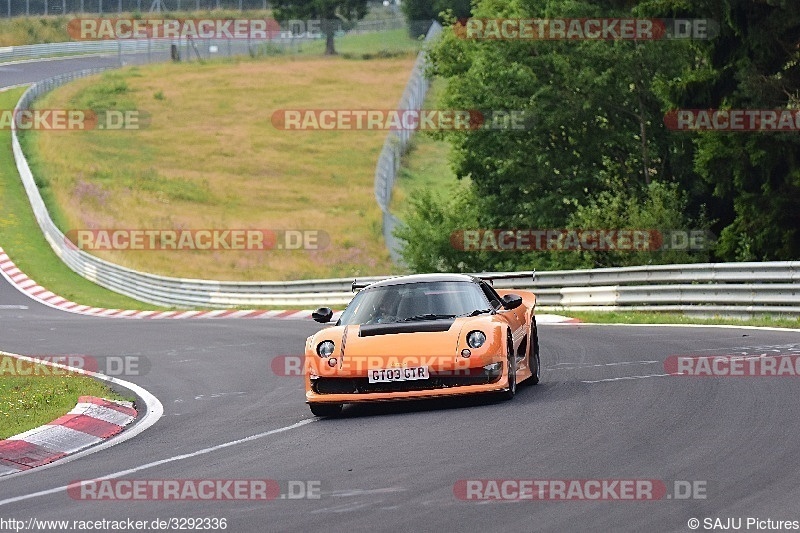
[373,21,442,264]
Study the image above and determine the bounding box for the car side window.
[479,282,501,309]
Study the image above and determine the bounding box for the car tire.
[500,333,516,400]
[309,403,343,417]
[526,318,541,386]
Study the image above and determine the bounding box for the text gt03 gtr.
[304,273,540,417]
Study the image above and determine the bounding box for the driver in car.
[369,298,398,324]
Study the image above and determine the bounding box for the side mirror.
[500,294,523,310]
[312,307,334,323]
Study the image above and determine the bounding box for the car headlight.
[317,341,335,358]
[467,331,486,349]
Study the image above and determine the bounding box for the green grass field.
[260,27,423,58]
[20,30,422,282]
[0,353,129,439]
[563,310,800,329]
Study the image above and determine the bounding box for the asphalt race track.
[2,56,800,533]
[0,53,157,88]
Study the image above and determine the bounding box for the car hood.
[312,319,467,358]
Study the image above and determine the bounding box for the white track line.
[0,419,315,507]
[582,373,673,384]
[551,360,659,370]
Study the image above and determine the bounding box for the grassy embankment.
[0,87,162,309]
[18,29,421,284]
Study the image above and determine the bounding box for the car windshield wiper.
[400,313,457,322]
[463,308,493,317]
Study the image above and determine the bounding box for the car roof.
[363,273,480,290]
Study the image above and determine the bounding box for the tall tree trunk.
[321,16,338,55]
[325,31,336,55]
[638,98,650,185]
[634,45,650,186]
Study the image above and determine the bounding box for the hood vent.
[358,320,454,337]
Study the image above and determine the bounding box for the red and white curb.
[0,246,336,320]
[0,247,576,323]
[0,396,136,477]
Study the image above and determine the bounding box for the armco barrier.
[0,17,405,64]
[8,44,800,314]
[0,36,324,64]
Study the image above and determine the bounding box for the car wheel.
[500,333,516,400]
[309,403,342,417]
[526,318,541,386]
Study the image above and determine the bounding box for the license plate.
[368,366,429,383]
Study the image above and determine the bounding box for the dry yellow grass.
[27,54,417,280]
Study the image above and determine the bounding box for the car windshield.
[337,281,491,326]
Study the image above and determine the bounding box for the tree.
[641,0,800,260]
[565,180,712,268]
[403,0,473,38]
[271,0,369,55]
[395,186,488,273]
[426,0,697,234]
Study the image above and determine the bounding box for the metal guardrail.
[374,20,441,263]
[1,1,404,18]
[0,17,406,64]
[8,36,800,314]
[2,1,268,17]
[0,36,313,63]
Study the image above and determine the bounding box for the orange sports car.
[305,272,540,417]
